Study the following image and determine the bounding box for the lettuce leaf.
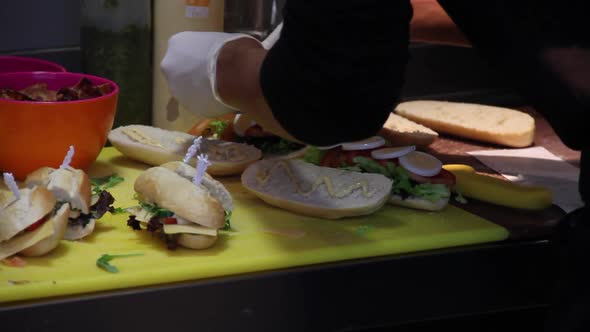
[303,146,326,165]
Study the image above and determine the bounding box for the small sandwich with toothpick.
[23,146,115,240]
[126,138,234,250]
[0,173,70,260]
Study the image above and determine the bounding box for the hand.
[160,31,260,118]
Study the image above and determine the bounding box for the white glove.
[160,31,258,118]
[160,24,283,119]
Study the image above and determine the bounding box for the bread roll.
[108,125,261,175]
[20,203,70,256]
[395,100,535,147]
[378,112,438,147]
[160,161,233,212]
[25,167,91,214]
[134,167,225,229]
[64,219,96,241]
[241,159,393,219]
[0,187,56,242]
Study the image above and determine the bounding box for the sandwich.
[108,124,262,176]
[302,136,454,211]
[0,174,70,260]
[241,159,393,219]
[24,165,115,240]
[188,112,308,159]
[126,160,233,250]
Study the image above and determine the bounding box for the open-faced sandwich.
[23,146,115,240]
[241,158,393,219]
[126,156,233,250]
[0,173,70,260]
[302,136,454,211]
[108,124,262,176]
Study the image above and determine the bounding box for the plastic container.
[152,0,225,132]
[0,72,118,180]
[80,0,152,128]
[0,56,67,74]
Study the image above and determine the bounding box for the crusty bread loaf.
[395,100,535,147]
[378,113,438,147]
[108,125,261,176]
[0,186,56,242]
[20,203,70,256]
[25,167,91,214]
[241,159,393,219]
[134,167,225,229]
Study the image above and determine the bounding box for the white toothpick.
[60,145,75,169]
[192,154,211,186]
[3,173,20,200]
[183,137,202,164]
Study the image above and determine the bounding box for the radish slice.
[316,143,341,150]
[371,146,415,160]
[341,136,385,151]
[399,151,442,177]
[233,113,257,137]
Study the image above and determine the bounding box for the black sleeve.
[259,0,412,146]
[436,1,590,152]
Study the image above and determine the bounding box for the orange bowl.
[0,72,118,180]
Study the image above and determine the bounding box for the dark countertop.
[0,108,578,332]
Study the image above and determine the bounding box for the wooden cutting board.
[0,148,509,304]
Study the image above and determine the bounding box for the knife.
[443,164,553,210]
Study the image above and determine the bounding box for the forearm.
[216,38,299,143]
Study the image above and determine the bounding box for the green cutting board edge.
[0,148,509,303]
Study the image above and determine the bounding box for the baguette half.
[20,203,70,256]
[108,125,261,175]
[241,159,393,219]
[378,112,438,147]
[395,100,535,147]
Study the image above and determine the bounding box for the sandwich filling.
[303,143,454,203]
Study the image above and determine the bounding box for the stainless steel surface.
[224,0,282,39]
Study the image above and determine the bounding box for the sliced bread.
[395,100,535,147]
[378,112,438,147]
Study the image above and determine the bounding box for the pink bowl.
[0,72,119,180]
[0,56,67,74]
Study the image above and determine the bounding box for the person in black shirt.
[162,1,589,330]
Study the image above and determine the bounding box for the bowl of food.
[0,72,118,180]
[0,56,67,74]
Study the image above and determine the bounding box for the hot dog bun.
[241,159,393,219]
[108,125,261,176]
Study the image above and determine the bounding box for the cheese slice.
[0,219,54,260]
[163,224,217,237]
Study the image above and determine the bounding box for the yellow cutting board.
[0,148,509,304]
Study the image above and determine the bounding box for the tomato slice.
[244,124,273,137]
[25,216,48,232]
[163,217,177,225]
[319,148,341,167]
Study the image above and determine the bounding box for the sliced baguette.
[395,100,535,147]
[378,112,438,147]
[241,159,393,219]
[108,125,261,175]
